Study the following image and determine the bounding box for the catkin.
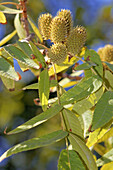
[50,16,67,43]
[67,26,87,55]
[38,13,52,40]
[48,43,67,64]
[57,9,73,35]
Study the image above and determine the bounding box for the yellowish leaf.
[101,162,113,170]
[28,16,43,43]
[0,30,17,47]
[86,120,112,148]
[98,126,113,143]
[94,143,106,156]
[0,11,7,24]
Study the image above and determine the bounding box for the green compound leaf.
[84,48,103,77]
[22,80,57,90]
[104,62,113,72]
[68,134,97,170]
[4,45,39,69]
[104,70,113,91]
[1,76,15,90]
[73,86,105,115]
[0,56,19,81]
[96,148,113,167]
[0,30,17,47]
[39,69,50,111]
[29,41,46,67]
[62,109,84,139]
[87,119,112,148]
[1,48,14,66]
[28,16,43,43]
[0,5,22,14]
[0,130,68,163]
[92,91,113,130]
[8,104,63,135]
[14,14,26,39]
[17,41,34,59]
[75,62,97,71]
[60,76,102,106]
[58,149,86,170]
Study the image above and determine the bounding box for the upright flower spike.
[50,16,67,43]
[48,43,67,64]
[38,13,52,40]
[67,25,87,56]
[57,9,73,35]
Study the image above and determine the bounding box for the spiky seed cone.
[57,9,73,35]
[67,26,87,56]
[103,45,113,62]
[50,16,67,43]
[97,47,105,61]
[38,13,52,40]
[48,43,67,64]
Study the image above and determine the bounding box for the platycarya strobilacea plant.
[0,2,113,170]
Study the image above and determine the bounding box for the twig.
[53,63,60,105]
[19,0,29,37]
[35,42,49,50]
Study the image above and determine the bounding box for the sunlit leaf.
[62,109,84,139]
[84,48,103,77]
[1,76,15,90]
[75,62,96,70]
[28,16,43,43]
[17,41,40,71]
[60,76,102,106]
[104,62,113,72]
[0,30,17,47]
[0,130,68,163]
[73,86,104,115]
[68,133,97,170]
[98,126,113,143]
[29,41,46,67]
[0,56,19,80]
[0,5,22,14]
[58,149,86,170]
[96,148,113,167]
[0,11,6,24]
[17,61,29,72]
[86,119,112,148]
[17,41,34,58]
[92,91,113,130]
[8,104,63,134]
[101,162,113,170]
[22,80,57,90]
[14,14,26,39]
[62,81,78,88]
[94,143,106,156]
[49,56,77,76]
[104,70,113,91]
[4,45,40,69]
[1,48,14,67]
[79,110,93,136]
[39,69,50,111]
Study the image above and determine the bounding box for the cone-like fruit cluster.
[57,9,73,35]
[38,9,87,65]
[48,43,67,64]
[98,44,113,62]
[50,16,67,43]
[38,13,52,40]
[67,26,87,56]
